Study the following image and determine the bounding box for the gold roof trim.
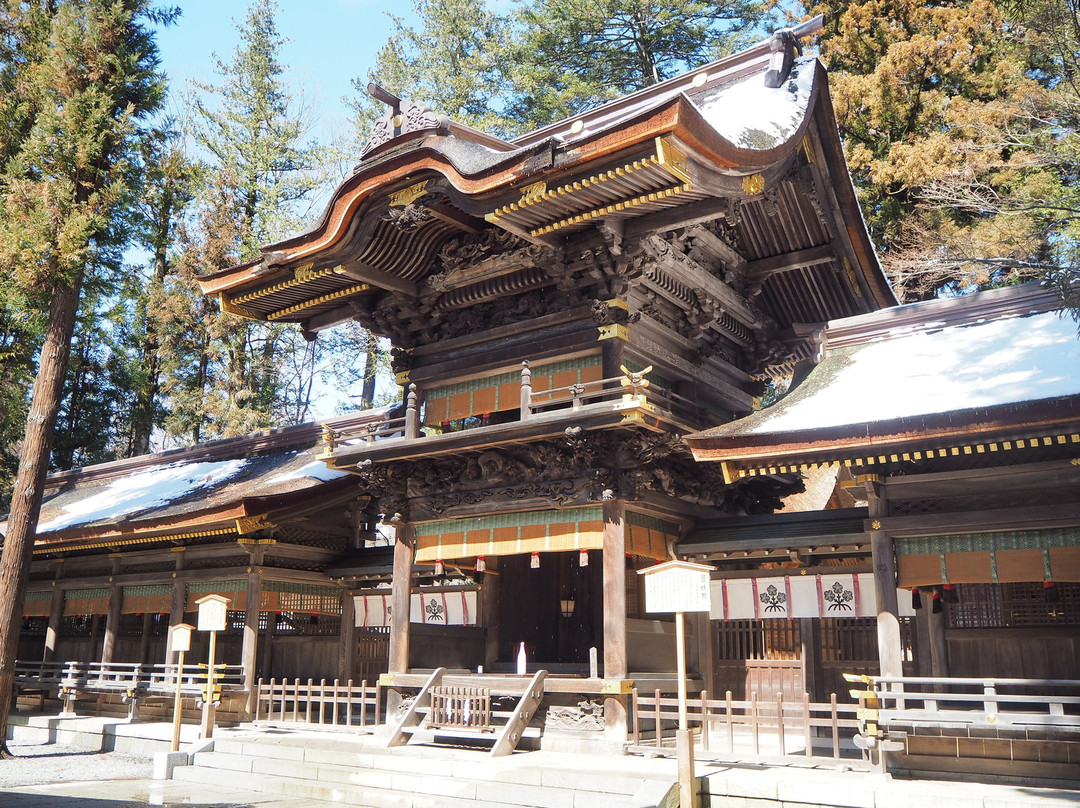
[726,433,1080,480]
[266,283,370,321]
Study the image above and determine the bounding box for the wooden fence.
[255,677,382,728]
[631,688,862,763]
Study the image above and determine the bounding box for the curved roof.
[686,284,1080,477]
[198,33,895,355]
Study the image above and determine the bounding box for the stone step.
[175,758,669,808]
[205,733,658,796]
[178,732,677,807]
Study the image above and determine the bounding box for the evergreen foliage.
[0,0,172,754]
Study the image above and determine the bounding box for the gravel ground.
[0,739,153,789]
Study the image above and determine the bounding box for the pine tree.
[807,0,1058,299]
[0,0,170,754]
[351,0,513,137]
[167,0,322,440]
[507,0,777,128]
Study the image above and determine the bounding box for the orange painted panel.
[447,391,472,421]
[896,554,944,588]
[424,396,448,425]
[1049,547,1080,581]
[995,549,1046,583]
[944,552,993,584]
[472,386,497,415]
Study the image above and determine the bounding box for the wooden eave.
[30,475,364,555]
[196,58,894,336]
[686,396,1080,481]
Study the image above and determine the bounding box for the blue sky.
[155,1,415,142]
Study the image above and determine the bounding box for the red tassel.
[911,589,922,610]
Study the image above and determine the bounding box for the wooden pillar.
[88,614,101,664]
[864,477,898,617]
[864,475,900,686]
[43,587,63,662]
[339,589,356,683]
[692,610,714,695]
[100,584,121,664]
[164,577,186,664]
[602,497,628,742]
[241,571,261,718]
[388,519,413,674]
[481,557,500,669]
[927,601,950,677]
[138,612,152,665]
[800,617,820,702]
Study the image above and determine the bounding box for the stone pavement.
[0,778,336,808]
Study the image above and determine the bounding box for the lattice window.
[716,619,801,660]
[59,615,93,637]
[947,582,1079,628]
[20,617,47,637]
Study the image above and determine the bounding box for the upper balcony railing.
[321,361,716,453]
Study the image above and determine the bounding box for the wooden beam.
[426,201,485,235]
[336,261,418,296]
[744,243,835,285]
[871,502,1080,537]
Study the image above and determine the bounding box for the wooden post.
[43,588,63,662]
[864,476,898,616]
[800,617,820,703]
[480,557,500,669]
[339,589,356,683]
[171,648,185,750]
[100,584,121,664]
[241,572,261,718]
[138,612,153,665]
[864,475,900,685]
[520,361,532,420]
[200,629,218,738]
[164,576,185,664]
[602,497,628,742]
[692,611,714,705]
[387,516,414,717]
[404,383,419,439]
[388,518,413,674]
[927,600,950,677]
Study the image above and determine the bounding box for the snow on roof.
[692,56,816,151]
[35,458,250,533]
[751,310,1080,434]
[267,459,348,485]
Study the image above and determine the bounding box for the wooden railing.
[13,659,247,718]
[845,674,1080,729]
[320,361,715,452]
[631,688,862,763]
[254,677,382,728]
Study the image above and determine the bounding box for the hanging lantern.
[475,556,486,572]
[434,560,444,576]
[578,549,589,567]
[531,552,540,569]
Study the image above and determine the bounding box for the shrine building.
[9,23,1078,763]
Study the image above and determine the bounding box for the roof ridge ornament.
[361,82,452,160]
[763,14,825,89]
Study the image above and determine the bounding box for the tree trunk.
[361,338,378,409]
[0,276,82,756]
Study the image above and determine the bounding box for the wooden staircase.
[386,667,547,757]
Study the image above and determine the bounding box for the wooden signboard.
[639,560,712,613]
[195,593,229,632]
